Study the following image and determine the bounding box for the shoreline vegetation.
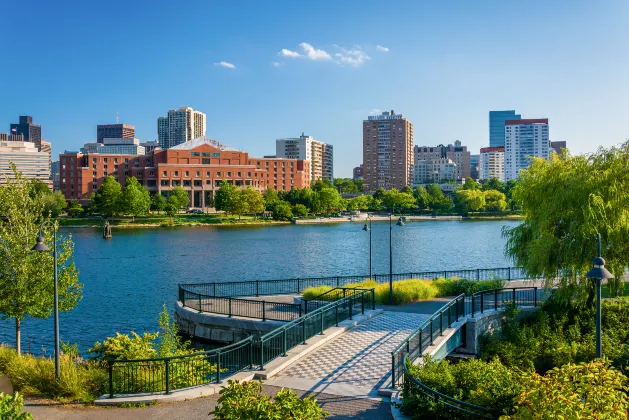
[55,213,523,228]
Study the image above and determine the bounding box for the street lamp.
[362,214,372,280]
[31,221,60,381]
[585,233,614,359]
[388,211,405,305]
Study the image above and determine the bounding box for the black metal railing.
[108,288,376,397]
[391,294,466,388]
[180,266,534,298]
[302,287,375,314]
[179,285,302,322]
[470,287,543,316]
[402,354,492,419]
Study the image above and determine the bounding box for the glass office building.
[489,110,521,147]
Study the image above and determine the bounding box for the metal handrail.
[302,287,374,314]
[180,266,535,298]
[402,354,492,419]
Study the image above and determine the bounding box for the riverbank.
[55,215,290,228]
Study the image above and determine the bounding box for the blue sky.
[1,0,628,177]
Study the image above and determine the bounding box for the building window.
[125,158,129,163]
[104,172,108,176]
[247,172,251,177]
[163,171,167,176]
[206,171,210,177]
[206,180,212,185]
[114,158,119,163]
[216,172,221,177]
[104,158,108,163]
[183,180,191,186]
[174,171,179,176]
[202,158,210,165]
[191,152,200,157]
[237,172,241,177]
[92,158,96,163]
[227,172,232,177]
[196,171,200,177]
[185,171,189,177]
[194,180,202,186]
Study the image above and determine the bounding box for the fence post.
[448,304,451,325]
[198,293,202,313]
[165,359,170,394]
[256,280,259,297]
[471,295,475,316]
[349,297,353,320]
[108,361,114,398]
[297,278,301,294]
[228,297,232,318]
[513,288,516,305]
[455,298,459,321]
[534,287,538,307]
[213,283,216,296]
[430,319,433,345]
[298,303,302,318]
[282,329,287,356]
[179,286,185,306]
[260,339,265,370]
[320,311,324,335]
[216,351,221,383]
[372,289,375,309]
[391,355,396,389]
[476,269,480,280]
[336,277,340,287]
[508,267,511,281]
[335,303,339,326]
[302,319,306,344]
[480,293,484,314]
[361,293,365,314]
[262,302,266,322]
[494,290,498,311]
[440,311,443,335]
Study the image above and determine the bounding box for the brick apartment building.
[59,136,310,207]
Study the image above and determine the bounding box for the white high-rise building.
[479,147,505,181]
[0,140,51,187]
[157,107,206,150]
[504,119,549,181]
[275,133,333,182]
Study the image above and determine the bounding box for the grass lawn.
[55,214,286,227]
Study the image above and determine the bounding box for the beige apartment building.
[479,146,505,181]
[275,133,333,182]
[362,110,414,192]
[0,140,51,187]
[414,140,471,181]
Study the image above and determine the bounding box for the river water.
[0,220,519,355]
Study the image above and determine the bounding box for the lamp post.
[389,209,405,305]
[585,233,614,359]
[31,221,60,381]
[362,214,372,280]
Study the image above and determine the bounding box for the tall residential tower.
[363,110,414,191]
[157,107,206,150]
[489,110,521,147]
[10,116,42,151]
[275,133,333,182]
[504,119,549,181]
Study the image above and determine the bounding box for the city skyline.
[2,0,628,177]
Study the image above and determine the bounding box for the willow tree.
[503,143,629,303]
[0,166,82,353]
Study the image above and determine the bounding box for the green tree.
[372,187,386,201]
[263,187,280,210]
[414,186,432,209]
[503,145,629,302]
[0,167,82,354]
[292,203,309,217]
[454,189,485,213]
[90,176,122,217]
[170,186,189,209]
[348,194,373,211]
[271,201,293,221]
[241,187,265,217]
[315,187,343,214]
[483,189,507,212]
[401,185,414,195]
[462,177,480,190]
[354,178,364,192]
[120,177,150,219]
[28,179,50,198]
[66,199,84,217]
[311,179,332,192]
[482,177,504,192]
[214,181,236,212]
[382,188,416,212]
[150,193,166,214]
[426,184,452,211]
[40,190,67,218]
[333,178,358,194]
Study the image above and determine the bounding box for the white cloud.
[272,61,283,67]
[280,48,301,58]
[376,45,389,52]
[299,42,332,60]
[369,109,381,115]
[335,46,370,67]
[214,61,236,69]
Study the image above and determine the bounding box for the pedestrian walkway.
[266,311,429,397]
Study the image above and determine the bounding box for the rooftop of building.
[505,118,548,125]
[480,146,505,153]
[170,136,239,152]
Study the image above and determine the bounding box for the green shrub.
[0,392,33,420]
[211,380,328,419]
[433,278,505,296]
[502,361,629,420]
[404,356,521,419]
[0,345,107,402]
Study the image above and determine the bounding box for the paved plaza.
[266,311,429,397]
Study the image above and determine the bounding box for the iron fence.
[108,288,375,397]
[179,286,302,322]
[302,287,375,314]
[180,266,535,298]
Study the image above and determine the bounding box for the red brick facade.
[59,142,310,207]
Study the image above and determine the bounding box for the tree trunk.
[15,318,21,355]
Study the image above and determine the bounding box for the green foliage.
[503,144,629,301]
[0,166,82,354]
[483,189,508,212]
[150,193,166,213]
[333,178,361,194]
[482,178,504,192]
[426,184,452,211]
[502,361,629,420]
[454,189,485,213]
[271,201,293,221]
[382,188,416,212]
[66,199,84,217]
[120,177,151,217]
[0,345,107,402]
[225,187,265,218]
[314,187,343,214]
[211,380,328,420]
[311,179,332,192]
[90,176,122,216]
[170,186,189,209]
[28,179,50,198]
[263,187,280,210]
[61,341,80,359]
[88,332,158,361]
[433,278,505,296]
[372,187,386,201]
[0,392,33,420]
[414,186,431,209]
[462,177,480,190]
[404,356,521,419]
[292,204,308,218]
[40,190,67,218]
[215,181,236,212]
[347,194,373,211]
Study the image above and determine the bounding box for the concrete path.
[266,311,429,398]
[25,385,391,420]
